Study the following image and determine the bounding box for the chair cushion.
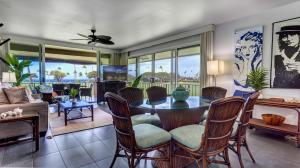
[170,124,205,151]
[131,113,161,126]
[133,124,171,149]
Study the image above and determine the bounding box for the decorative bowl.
[172,85,189,102]
[262,114,285,126]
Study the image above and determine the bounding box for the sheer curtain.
[200,31,214,94]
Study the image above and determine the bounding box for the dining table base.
[151,148,194,168]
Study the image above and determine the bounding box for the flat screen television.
[103,65,127,81]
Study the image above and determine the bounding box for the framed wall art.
[233,26,263,91]
[271,17,300,88]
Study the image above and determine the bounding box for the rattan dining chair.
[170,97,245,168]
[105,92,172,168]
[201,86,228,121]
[229,92,260,168]
[202,86,227,100]
[118,87,161,126]
[146,86,167,102]
[118,87,146,115]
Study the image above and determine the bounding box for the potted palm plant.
[247,68,268,92]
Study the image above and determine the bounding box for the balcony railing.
[128,82,201,96]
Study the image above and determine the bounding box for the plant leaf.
[246,68,268,91]
[131,75,142,88]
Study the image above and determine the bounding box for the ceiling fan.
[0,23,10,46]
[71,28,114,45]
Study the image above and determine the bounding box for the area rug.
[49,107,113,136]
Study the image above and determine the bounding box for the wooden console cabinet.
[249,99,300,147]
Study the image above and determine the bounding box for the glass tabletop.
[59,101,92,108]
[131,96,212,110]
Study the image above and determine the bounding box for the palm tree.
[73,64,77,81]
[82,65,87,75]
[159,66,164,72]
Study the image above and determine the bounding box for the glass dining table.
[131,96,213,168]
[131,96,213,131]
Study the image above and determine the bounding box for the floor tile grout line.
[52,134,76,168]
[81,128,113,164]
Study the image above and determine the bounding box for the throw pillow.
[0,88,10,105]
[3,87,30,104]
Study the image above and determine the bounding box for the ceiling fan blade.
[0,38,10,46]
[95,39,114,45]
[87,40,94,44]
[96,35,111,40]
[70,38,88,40]
[77,33,90,39]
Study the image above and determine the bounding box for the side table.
[0,113,40,151]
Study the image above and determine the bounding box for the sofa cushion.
[3,87,29,104]
[133,124,171,149]
[0,89,9,105]
[170,124,205,151]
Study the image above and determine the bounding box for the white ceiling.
[0,0,299,49]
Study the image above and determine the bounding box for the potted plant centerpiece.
[70,88,79,104]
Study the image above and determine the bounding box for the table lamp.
[207,60,224,86]
[2,72,17,87]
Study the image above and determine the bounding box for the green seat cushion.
[131,113,161,126]
[170,124,205,151]
[133,124,171,149]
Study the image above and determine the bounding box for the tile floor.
[0,104,300,168]
[1,125,300,168]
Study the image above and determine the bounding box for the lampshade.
[2,72,17,83]
[207,60,224,75]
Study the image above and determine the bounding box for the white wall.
[214,1,300,98]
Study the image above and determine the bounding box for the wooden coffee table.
[57,101,94,126]
[0,113,39,151]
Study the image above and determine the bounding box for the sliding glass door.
[154,51,173,94]
[177,46,201,96]
[128,45,201,96]
[127,58,137,82]
[138,54,153,90]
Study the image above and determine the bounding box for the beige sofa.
[0,101,49,139]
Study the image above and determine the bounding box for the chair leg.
[109,143,119,168]
[202,158,207,168]
[169,143,173,168]
[236,141,244,168]
[130,155,135,168]
[244,139,256,163]
[224,148,231,168]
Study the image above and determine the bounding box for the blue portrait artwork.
[233,26,263,91]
